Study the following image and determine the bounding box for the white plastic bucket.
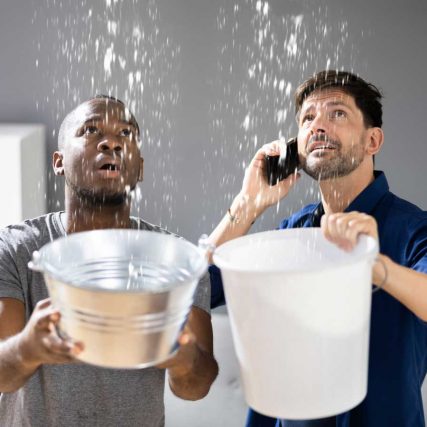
[213,228,378,420]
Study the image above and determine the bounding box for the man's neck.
[319,163,375,214]
[63,192,132,234]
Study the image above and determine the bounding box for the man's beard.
[301,135,365,181]
[66,179,133,206]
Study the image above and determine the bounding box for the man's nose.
[97,137,122,153]
[309,113,327,135]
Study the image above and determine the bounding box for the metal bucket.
[29,229,208,369]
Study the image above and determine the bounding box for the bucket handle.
[372,256,387,293]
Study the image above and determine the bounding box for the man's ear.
[366,127,384,156]
[138,157,144,182]
[53,151,65,176]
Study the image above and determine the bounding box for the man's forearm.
[167,344,218,401]
[375,254,427,322]
[0,333,39,392]
[209,193,267,256]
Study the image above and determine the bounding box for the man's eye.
[120,128,132,137]
[331,110,346,119]
[302,114,314,123]
[84,125,99,135]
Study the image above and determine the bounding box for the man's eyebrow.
[300,100,352,115]
[117,120,137,128]
[299,104,315,116]
[79,115,102,126]
[325,100,352,108]
[78,117,137,128]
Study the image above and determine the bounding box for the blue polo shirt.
[209,171,427,427]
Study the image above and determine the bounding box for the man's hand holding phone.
[265,137,300,186]
[239,139,300,213]
[208,138,301,250]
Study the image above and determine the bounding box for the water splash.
[32,0,364,240]
[202,0,359,232]
[33,0,180,226]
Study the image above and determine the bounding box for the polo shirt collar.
[345,170,389,215]
[305,171,389,226]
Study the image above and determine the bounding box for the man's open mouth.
[308,139,339,153]
[99,163,121,171]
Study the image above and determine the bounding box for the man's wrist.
[373,254,391,289]
[15,332,41,372]
[166,345,201,385]
[230,193,268,225]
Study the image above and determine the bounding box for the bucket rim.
[212,228,378,274]
[31,229,208,294]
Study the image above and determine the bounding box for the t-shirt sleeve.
[0,234,24,301]
[134,218,211,313]
[192,270,211,314]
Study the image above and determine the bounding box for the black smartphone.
[265,137,299,186]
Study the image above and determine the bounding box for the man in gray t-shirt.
[0,96,218,427]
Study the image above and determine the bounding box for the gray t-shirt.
[0,212,210,427]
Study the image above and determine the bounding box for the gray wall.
[1,0,426,243]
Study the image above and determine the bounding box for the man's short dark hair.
[294,70,383,128]
[58,95,140,149]
[93,93,125,105]
[93,94,140,136]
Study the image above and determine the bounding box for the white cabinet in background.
[0,124,46,228]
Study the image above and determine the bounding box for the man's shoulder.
[130,216,180,237]
[380,192,427,231]
[374,191,427,262]
[130,217,210,312]
[278,203,320,229]
[387,192,426,217]
[0,212,63,250]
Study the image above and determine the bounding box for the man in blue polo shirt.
[209,70,427,427]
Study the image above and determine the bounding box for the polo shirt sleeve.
[407,218,427,274]
[278,218,290,229]
[209,264,226,308]
[404,220,427,329]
